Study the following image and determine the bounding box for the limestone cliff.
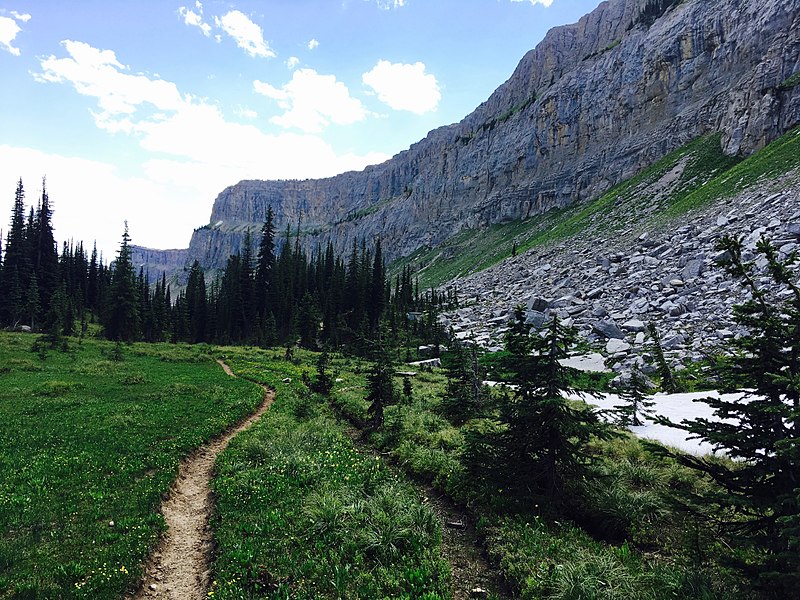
[133,0,800,277]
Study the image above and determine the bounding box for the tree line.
[0,180,453,352]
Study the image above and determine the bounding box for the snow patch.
[569,390,747,456]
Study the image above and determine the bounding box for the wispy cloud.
[362,60,440,114]
[307,38,319,50]
[33,39,383,202]
[510,0,554,7]
[178,1,211,37]
[178,5,274,58]
[371,0,406,9]
[254,68,368,133]
[214,10,275,58]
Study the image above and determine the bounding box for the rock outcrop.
[135,0,800,282]
[439,166,800,377]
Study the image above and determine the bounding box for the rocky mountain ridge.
[439,144,800,377]
[134,0,800,289]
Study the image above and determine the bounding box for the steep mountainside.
[133,0,800,278]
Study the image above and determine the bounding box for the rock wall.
[139,0,800,275]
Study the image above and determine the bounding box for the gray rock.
[606,339,631,354]
[593,319,625,339]
[622,319,647,332]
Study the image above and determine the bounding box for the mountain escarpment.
[133,0,800,279]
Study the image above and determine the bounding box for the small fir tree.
[612,368,656,427]
[663,235,800,593]
[365,331,396,429]
[309,350,335,396]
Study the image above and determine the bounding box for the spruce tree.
[255,206,276,317]
[467,309,612,504]
[30,179,59,314]
[366,330,396,429]
[440,337,488,424]
[664,235,800,593]
[612,368,655,427]
[648,321,680,392]
[103,222,140,341]
[1,179,29,325]
[185,260,207,343]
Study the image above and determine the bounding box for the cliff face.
[135,0,800,274]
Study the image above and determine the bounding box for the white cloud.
[307,38,319,50]
[10,11,30,22]
[510,0,554,7]
[236,107,258,119]
[362,60,440,114]
[286,56,300,69]
[0,14,23,56]
[35,40,184,124]
[27,41,386,253]
[372,0,406,9]
[178,2,211,37]
[0,145,201,257]
[254,69,367,133]
[214,10,274,58]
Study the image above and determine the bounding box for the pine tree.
[103,222,140,341]
[663,235,800,593]
[612,368,655,426]
[30,179,59,314]
[185,260,207,343]
[239,231,256,341]
[368,238,385,330]
[1,179,30,325]
[366,330,396,429]
[309,350,335,395]
[295,292,321,350]
[467,311,611,504]
[440,337,488,424]
[648,321,680,392]
[255,206,276,318]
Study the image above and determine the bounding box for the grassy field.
[209,346,452,599]
[0,333,262,599]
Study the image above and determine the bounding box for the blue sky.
[0,0,600,257]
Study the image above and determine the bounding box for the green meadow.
[0,333,262,599]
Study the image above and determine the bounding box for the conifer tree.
[1,179,29,325]
[185,260,207,343]
[366,330,396,429]
[467,309,611,504]
[103,222,140,341]
[664,235,800,593]
[30,179,59,314]
[255,206,276,317]
[612,368,655,426]
[440,337,488,424]
[648,321,679,392]
[239,231,256,341]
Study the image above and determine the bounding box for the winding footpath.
[129,360,274,600]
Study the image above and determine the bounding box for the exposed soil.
[420,484,511,600]
[129,360,273,600]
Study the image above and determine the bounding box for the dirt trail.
[130,359,273,600]
[421,486,510,600]
[342,427,509,599]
